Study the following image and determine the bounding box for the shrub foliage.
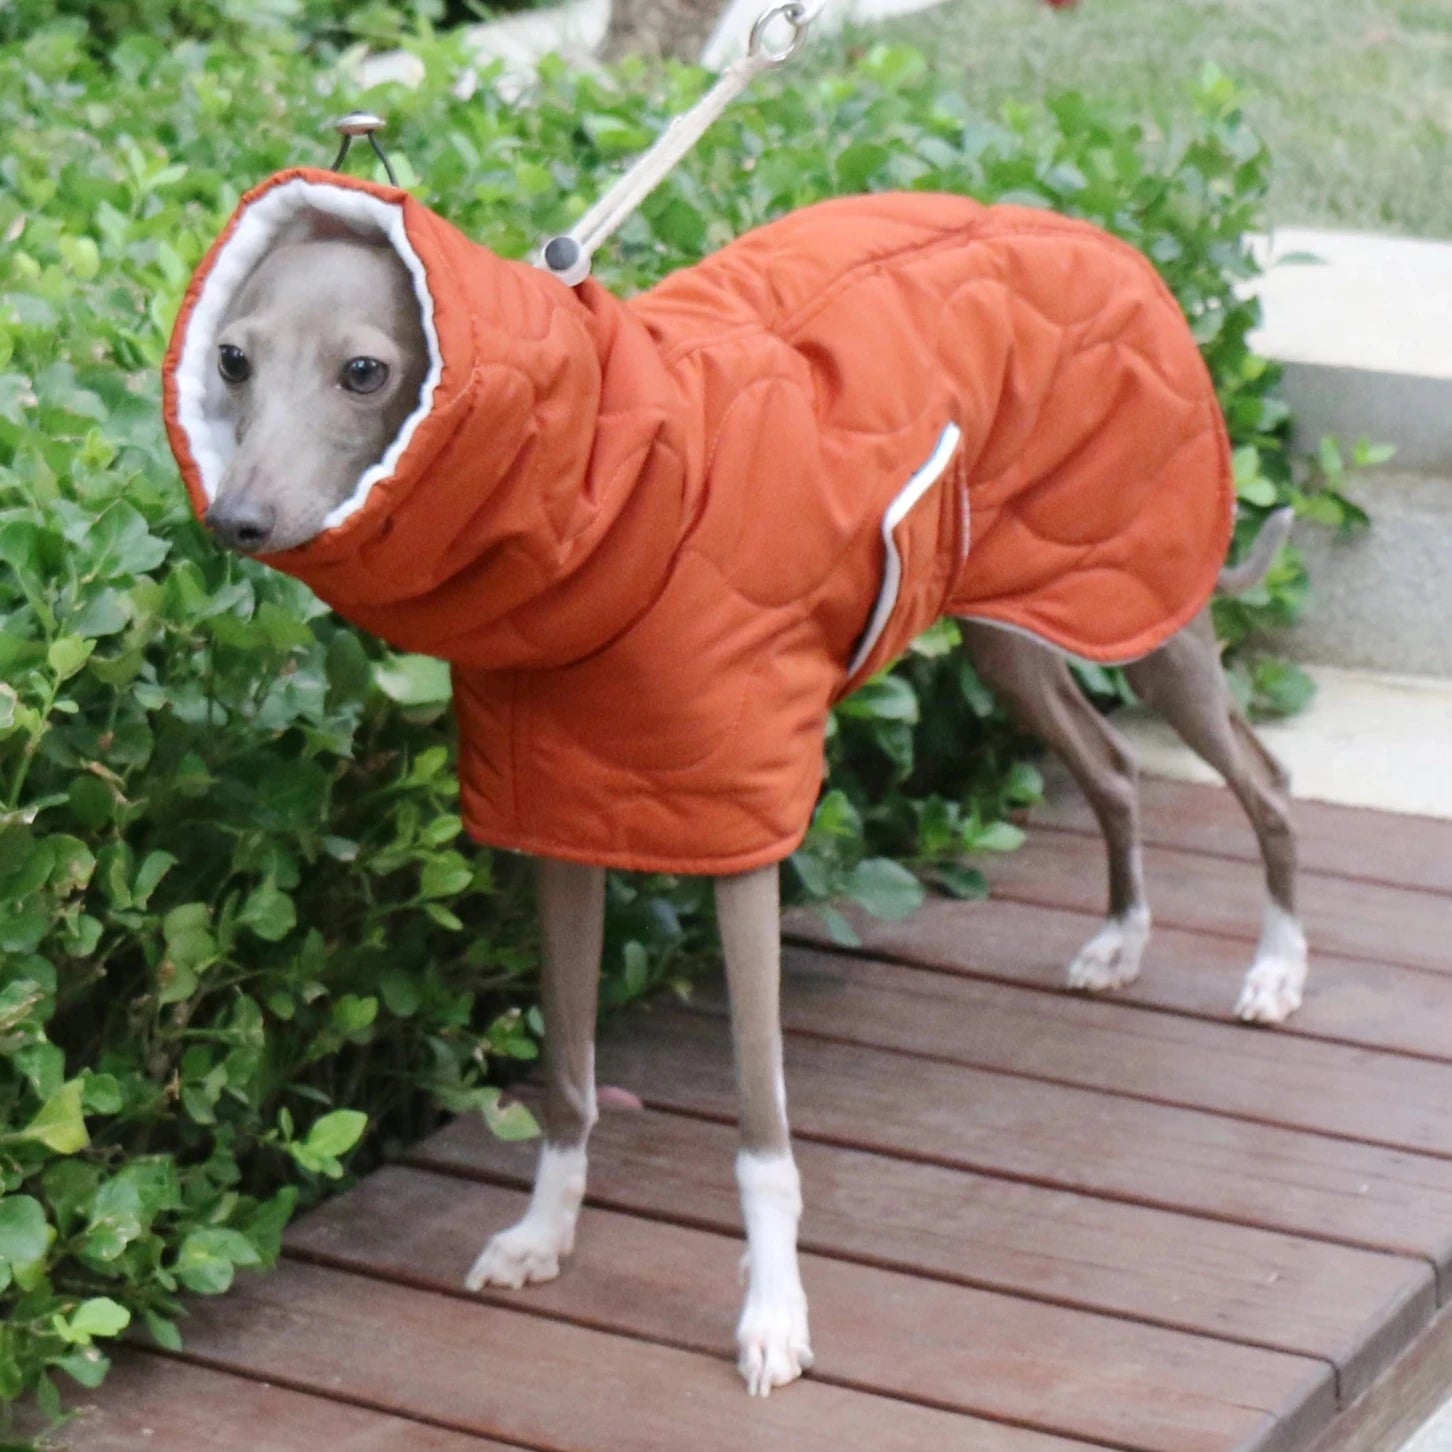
[0,18,1363,1414]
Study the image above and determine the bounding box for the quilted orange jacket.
[163,168,1232,874]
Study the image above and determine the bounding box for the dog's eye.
[217,344,251,383]
[341,356,389,395]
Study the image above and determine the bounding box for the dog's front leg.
[467,857,604,1291]
[715,865,814,1396]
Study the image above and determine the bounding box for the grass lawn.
[832,0,1452,238]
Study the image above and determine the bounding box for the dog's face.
[204,234,429,554]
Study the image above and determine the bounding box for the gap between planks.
[977,827,1451,976]
[733,950,1452,1160]
[57,1347,522,1452]
[126,1257,1119,1452]
[1030,770,1452,899]
[783,897,1452,1066]
[587,1008,1452,1291]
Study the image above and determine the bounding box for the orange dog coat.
[164,168,1233,874]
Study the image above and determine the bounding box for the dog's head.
[201,222,429,555]
[164,170,627,659]
[165,175,449,564]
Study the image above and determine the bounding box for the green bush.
[0,0,494,52]
[0,18,1362,1418]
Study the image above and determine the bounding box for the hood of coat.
[163,167,687,669]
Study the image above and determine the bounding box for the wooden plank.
[286,1164,1336,1452]
[784,896,1452,1062]
[745,950,1452,1157]
[1305,1301,1452,1452]
[593,1008,1452,1277]
[412,1106,1433,1403]
[983,829,1452,974]
[165,1256,1101,1452]
[51,1350,509,1451]
[1030,769,1452,898]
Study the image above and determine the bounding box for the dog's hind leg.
[467,859,604,1290]
[715,865,814,1397]
[960,621,1151,992]
[1125,612,1306,1024]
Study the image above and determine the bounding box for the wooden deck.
[58,777,1452,1452]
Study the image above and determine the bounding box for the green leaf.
[19,1079,89,1154]
[481,1089,540,1143]
[47,635,95,681]
[162,901,218,978]
[325,630,373,703]
[815,904,861,948]
[1003,761,1044,806]
[238,880,296,942]
[424,901,464,930]
[255,601,316,652]
[87,501,170,578]
[132,850,177,907]
[844,858,925,921]
[379,969,421,1017]
[81,1072,123,1115]
[331,994,377,1036]
[837,141,890,189]
[66,1297,131,1341]
[143,1310,184,1352]
[582,113,653,156]
[937,863,988,900]
[838,673,920,724]
[967,820,1026,854]
[304,1109,368,1159]
[0,1196,53,1282]
[67,773,116,828]
[420,854,473,900]
[373,653,452,707]
[56,1349,111,1389]
[173,1227,262,1295]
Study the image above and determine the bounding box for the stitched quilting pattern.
[167,180,1232,874]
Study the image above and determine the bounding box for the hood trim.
[171,176,445,532]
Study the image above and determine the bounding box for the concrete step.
[1114,665,1452,821]
[1249,229,1452,472]
[1277,470,1452,679]
[1246,231,1452,679]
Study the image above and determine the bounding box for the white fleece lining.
[847,421,963,677]
[172,178,444,530]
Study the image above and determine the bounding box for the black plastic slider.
[540,234,591,287]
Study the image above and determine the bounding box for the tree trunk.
[601,0,724,62]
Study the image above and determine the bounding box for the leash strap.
[537,0,818,286]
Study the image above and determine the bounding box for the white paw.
[1066,908,1150,993]
[466,1143,587,1292]
[465,1219,570,1291]
[1235,905,1308,1025]
[737,1295,814,1397]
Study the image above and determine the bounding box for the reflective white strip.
[847,421,962,678]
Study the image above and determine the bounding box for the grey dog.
[195,224,1303,1397]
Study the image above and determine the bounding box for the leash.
[537,0,821,286]
[330,1,821,286]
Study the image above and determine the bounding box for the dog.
[164,168,1305,1397]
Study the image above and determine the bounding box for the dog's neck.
[269,259,692,673]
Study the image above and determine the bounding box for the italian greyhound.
[204,228,1304,1397]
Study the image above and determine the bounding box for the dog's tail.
[1217,506,1294,596]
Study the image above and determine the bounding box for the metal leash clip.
[747,1,812,66]
[331,111,399,186]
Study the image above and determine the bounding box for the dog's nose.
[205,494,276,553]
